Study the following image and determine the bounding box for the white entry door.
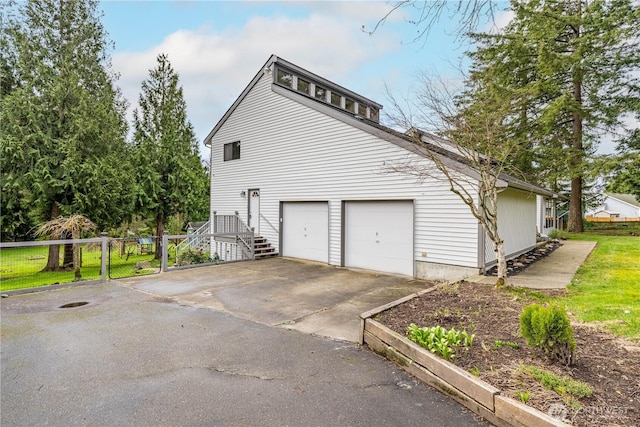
[248,189,260,233]
[282,202,328,263]
[344,201,414,276]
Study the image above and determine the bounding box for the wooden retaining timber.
[360,291,569,427]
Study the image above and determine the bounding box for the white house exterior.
[536,194,560,236]
[586,193,640,220]
[205,55,555,281]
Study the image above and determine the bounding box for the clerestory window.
[277,69,293,87]
[297,77,310,95]
[273,65,381,122]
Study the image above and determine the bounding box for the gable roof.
[605,193,640,208]
[205,55,557,198]
[204,54,382,145]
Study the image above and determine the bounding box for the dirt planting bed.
[376,282,639,426]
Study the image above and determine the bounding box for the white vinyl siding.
[608,198,640,218]
[485,189,537,264]
[210,73,480,270]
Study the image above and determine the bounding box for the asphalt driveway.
[1,280,484,426]
[116,257,430,342]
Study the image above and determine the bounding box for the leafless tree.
[363,1,499,44]
[386,74,527,287]
[36,214,96,278]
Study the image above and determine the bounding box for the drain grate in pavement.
[58,301,89,309]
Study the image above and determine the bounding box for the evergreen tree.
[0,0,134,265]
[465,0,640,232]
[607,134,640,201]
[133,54,209,258]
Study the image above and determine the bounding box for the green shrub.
[548,229,569,240]
[406,324,475,361]
[520,303,576,365]
[178,249,213,266]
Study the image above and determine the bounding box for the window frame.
[296,77,310,95]
[223,141,241,162]
[273,65,381,122]
[330,91,341,107]
[276,69,293,88]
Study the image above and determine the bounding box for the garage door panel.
[282,202,328,263]
[345,201,413,276]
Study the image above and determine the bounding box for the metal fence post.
[162,231,169,272]
[101,232,108,281]
[250,227,255,259]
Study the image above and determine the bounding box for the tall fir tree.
[606,134,640,201]
[0,0,134,265]
[133,53,209,257]
[464,0,640,232]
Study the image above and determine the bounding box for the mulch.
[376,282,640,426]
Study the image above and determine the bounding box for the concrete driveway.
[1,281,484,426]
[116,257,431,342]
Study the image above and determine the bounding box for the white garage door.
[345,201,414,276]
[282,202,329,263]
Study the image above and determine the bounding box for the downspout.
[207,136,215,258]
[478,222,485,275]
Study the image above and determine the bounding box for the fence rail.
[585,217,640,223]
[1,228,256,292]
[108,236,160,279]
[0,234,108,292]
[162,232,254,272]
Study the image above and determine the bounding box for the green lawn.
[0,244,158,291]
[559,233,640,341]
[0,245,101,291]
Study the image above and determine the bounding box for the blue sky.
[99,1,516,154]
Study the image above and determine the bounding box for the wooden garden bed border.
[359,287,568,427]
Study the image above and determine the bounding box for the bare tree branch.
[384,73,528,286]
[363,1,500,45]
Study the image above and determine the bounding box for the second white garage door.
[344,201,414,276]
[282,202,329,263]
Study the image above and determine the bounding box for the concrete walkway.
[468,240,597,289]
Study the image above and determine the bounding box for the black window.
[345,98,355,112]
[297,78,310,95]
[315,85,327,101]
[369,107,379,122]
[224,141,240,161]
[276,69,293,87]
[330,92,341,107]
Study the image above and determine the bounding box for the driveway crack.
[208,366,279,381]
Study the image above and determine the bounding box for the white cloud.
[487,8,514,34]
[280,1,408,25]
[112,8,401,152]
